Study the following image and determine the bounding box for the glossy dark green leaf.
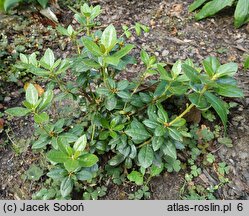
[157,64,171,81]
[138,145,154,168]
[154,125,167,136]
[157,104,168,122]
[188,92,210,110]
[60,177,73,197]
[204,92,227,130]
[215,84,244,98]
[117,80,129,91]
[152,136,164,151]
[125,125,151,144]
[171,118,186,127]
[140,50,150,66]
[32,136,49,149]
[168,127,183,142]
[163,141,177,159]
[104,56,120,66]
[76,170,93,181]
[108,154,126,166]
[38,90,53,111]
[117,91,131,100]
[143,119,160,129]
[182,64,201,83]
[195,0,234,20]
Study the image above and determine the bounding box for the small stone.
[155,52,159,57]
[4,97,11,102]
[162,49,169,57]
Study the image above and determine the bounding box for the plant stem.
[138,137,152,148]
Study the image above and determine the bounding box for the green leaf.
[112,44,134,59]
[244,55,249,69]
[143,119,160,129]
[101,24,117,52]
[182,64,201,83]
[34,112,49,124]
[216,62,238,77]
[150,164,164,177]
[117,91,131,100]
[215,84,244,98]
[171,118,186,127]
[47,168,67,180]
[163,141,177,159]
[140,50,150,66]
[60,177,73,197]
[157,64,171,81]
[38,90,53,112]
[4,0,21,11]
[37,0,48,8]
[47,150,69,163]
[138,145,154,168]
[234,0,249,28]
[195,0,234,20]
[168,127,183,142]
[25,164,43,181]
[43,48,55,67]
[73,134,87,152]
[171,60,182,78]
[157,104,169,122]
[104,56,120,66]
[125,126,151,144]
[32,136,49,149]
[5,107,30,117]
[188,92,210,110]
[152,136,164,151]
[204,92,227,130]
[78,154,99,167]
[82,38,103,56]
[26,83,38,105]
[202,56,220,77]
[127,171,143,185]
[76,170,93,181]
[108,154,126,166]
[154,125,167,136]
[189,0,208,12]
[117,80,129,90]
[105,95,117,111]
[64,160,80,172]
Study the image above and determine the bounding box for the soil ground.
[0,0,248,200]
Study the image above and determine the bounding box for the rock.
[4,97,11,102]
[162,49,169,57]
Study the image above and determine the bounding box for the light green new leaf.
[216,62,238,77]
[73,134,87,152]
[60,177,73,197]
[64,160,80,172]
[78,154,99,167]
[101,24,117,53]
[234,0,249,28]
[195,0,234,20]
[26,84,38,106]
[37,0,48,8]
[138,145,154,168]
[43,48,55,67]
[34,112,49,124]
[204,92,227,130]
[127,171,143,185]
[202,56,220,77]
[5,107,30,117]
[47,150,69,163]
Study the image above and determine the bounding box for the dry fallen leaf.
[0,118,4,131]
[24,83,44,96]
